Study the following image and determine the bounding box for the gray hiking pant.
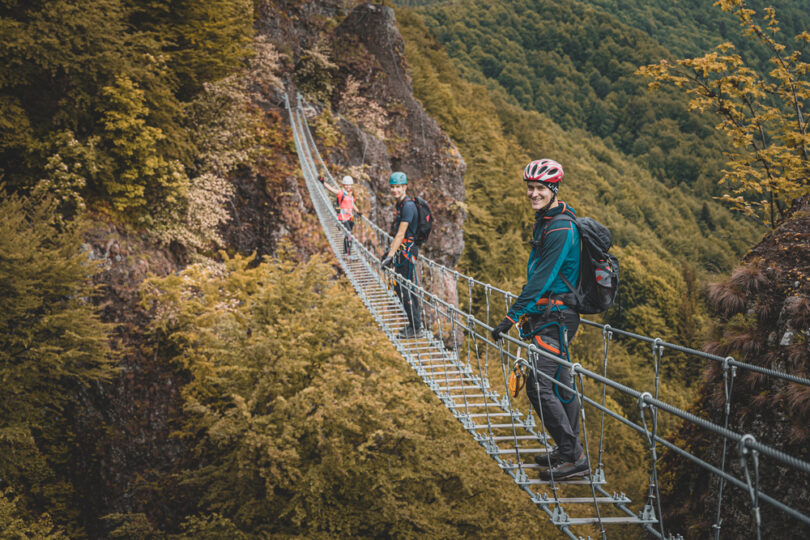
[525,309,582,461]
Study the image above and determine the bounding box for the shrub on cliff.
[138,245,554,537]
[0,188,113,536]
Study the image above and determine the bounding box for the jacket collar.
[535,201,576,221]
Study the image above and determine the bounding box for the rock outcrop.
[329,4,466,267]
[661,196,810,538]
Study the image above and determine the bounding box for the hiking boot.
[397,326,423,339]
[538,452,589,481]
[534,446,562,469]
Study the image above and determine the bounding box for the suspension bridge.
[285,92,810,539]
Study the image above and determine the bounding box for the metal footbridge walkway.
[285,92,810,539]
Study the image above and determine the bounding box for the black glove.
[318,176,325,183]
[381,256,393,268]
[491,317,513,341]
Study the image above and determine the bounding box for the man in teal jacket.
[491,158,588,481]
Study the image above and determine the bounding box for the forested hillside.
[0,0,553,536]
[406,0,810,201]
[1,0,807,538]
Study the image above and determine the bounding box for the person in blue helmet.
[381,171,422,339]
[490,159,589,481]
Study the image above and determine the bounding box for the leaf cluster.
[639,0,810,227]
[0,0,254,234]
[0,188,113,535]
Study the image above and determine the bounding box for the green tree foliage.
[0,0,254,232]
[98,75,189,222]
[408,0,735,196]
[122,0,255,99]
[397,8,760,278]
[295,41,338,104]
[639,0,810,227]
[585,0,810,61]
[0,488,66,539]
[137,246,557,537]
[0,188,112,536]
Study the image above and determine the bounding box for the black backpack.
[409,196,433,246]
[544,214,619,314]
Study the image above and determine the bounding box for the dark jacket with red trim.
[506,202,580,323]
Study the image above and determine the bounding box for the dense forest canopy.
[404,0,810,204]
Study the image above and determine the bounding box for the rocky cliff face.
[329,4,466,266]
[257,1,466,266]
[661,196,810,538]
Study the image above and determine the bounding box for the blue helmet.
[389,171,408,185]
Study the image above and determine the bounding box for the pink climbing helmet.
[523,159,564,185]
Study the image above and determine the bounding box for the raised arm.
[320,176,339,195]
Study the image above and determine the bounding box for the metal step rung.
[491,435,540,441]
[437,385,481,391]
[473,423,524,429]
[418,361,458,368]
[415,363,458,369]
[494,447,548,455]
[418,365,460,371]
[522,476,605,486]
[555,516,653,525]
[535,496,631,505]
[451,406,507,415]
[454,402,499,407]
[448,394,488,399]
[467,412,512,418]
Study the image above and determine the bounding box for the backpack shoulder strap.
[545,213,578,295]
[546,213,574,226]
[535,213,575,244]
